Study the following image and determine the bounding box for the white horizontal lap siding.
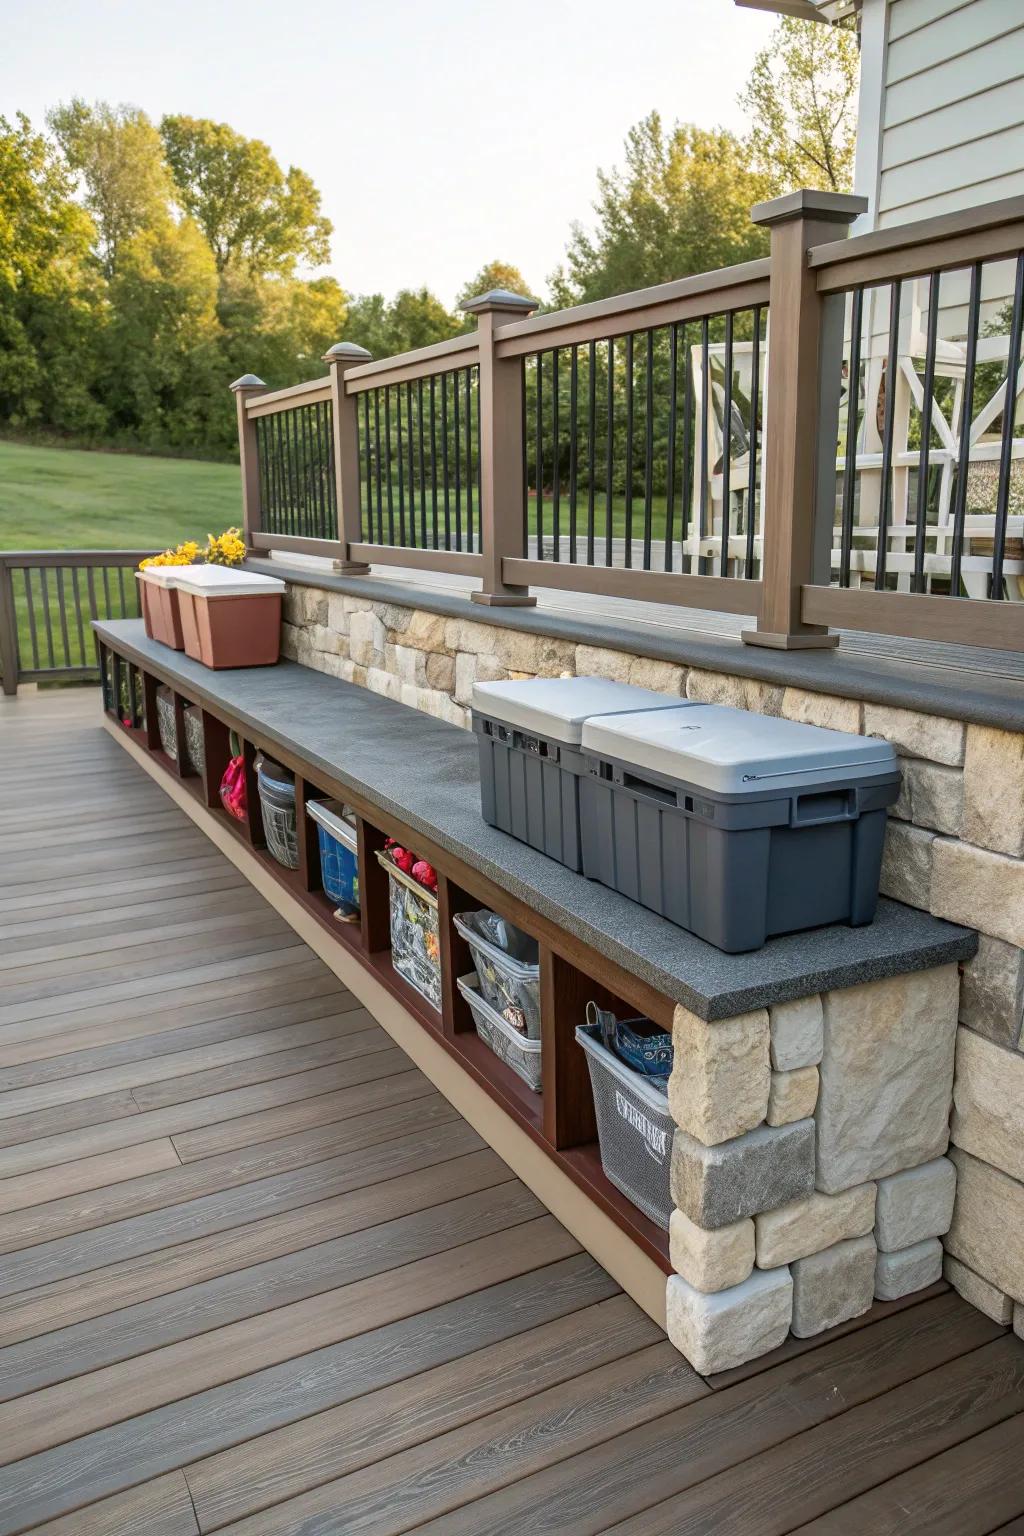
[878,0,1024,224]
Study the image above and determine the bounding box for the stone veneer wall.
[282,582,1024,1344]
[666,964,959,1372]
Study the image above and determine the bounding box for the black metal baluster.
[665,323,679,574]
[464,369,474,552]
[441,372,451,548]
[720,312,734,577]
[876,279,903,589]
[301,406,312,537]
[552,349,561,561]
[521,361,529,553]
[535,354,544,558]
[643,329,655,570]
[361,394,372,540]
[453,368,462,550]
[840,288,863,588]
[321,402,334,534]
[373,391,384,542]
[624,332,634,569]
[913,271,941,593]
[408,381,417,547]
[476,370,483,547]
[605,339,614,566]
[681,324,695,572]
[396,382,406,545]
[417,378,427,548]
[277,414,289,536]
[430,374,440,548]
[699,318,710,571]
[568,347,579,563]
[255,419,267,526]
[745,307,762,580]
[384,387,395,544]
[992,250,1024,599]
[950,262,982,596]
[587,340,597,565]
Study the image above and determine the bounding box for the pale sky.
[0,0,776,306]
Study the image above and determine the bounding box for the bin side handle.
[791,787,858,826]
[618,770,679,808]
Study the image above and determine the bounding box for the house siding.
[877,0,1024,227]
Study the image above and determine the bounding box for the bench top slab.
[95,619,976,1020]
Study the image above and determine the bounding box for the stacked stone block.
[665,964,960,1373]
[277,575,1024,1339]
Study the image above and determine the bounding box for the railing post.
[230,374,268,550]
[463,288,539,607]
[323,342,373,573]
[743,189,867,650]
[0,558,18,696]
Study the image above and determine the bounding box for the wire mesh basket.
[182,705,205,775]
[576,1022,674,1229]
[155,687,177,760]
[377,850,441,1012]
[459,974,542,1092]
[257,761,299,870]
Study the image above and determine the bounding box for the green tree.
[552,113,770,305]
[0,112,104,434]
[344,287,459,358]
[159,115,332,276]
[100,214,223,450]
[740,17,860,194]
[47,99,173,278]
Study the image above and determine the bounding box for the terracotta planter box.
[175,568,285,669]
[137,570,185,650]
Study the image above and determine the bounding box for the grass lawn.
[0,440,240,552]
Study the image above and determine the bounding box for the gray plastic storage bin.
[472,676,690,872]
[576,1022,674,1229]
[459,974,543,1092]
[580,705,901,953]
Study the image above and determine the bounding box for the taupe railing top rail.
[232,187,1024,654]
[490,257,772,356]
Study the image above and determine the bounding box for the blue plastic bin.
[306,798,360,914]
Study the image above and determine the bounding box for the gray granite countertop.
[96,619,977,1020]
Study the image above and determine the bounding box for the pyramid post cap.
[460,288,539,316]
[322,341,373,363]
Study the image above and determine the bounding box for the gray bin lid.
[472,675,692,746]
[581,704,899,795]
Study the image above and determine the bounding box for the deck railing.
[0,550,150,696]
[238,187,1024,653]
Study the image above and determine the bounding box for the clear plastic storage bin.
[453,910,540,1038]
[576,1020,675,1229]
[306,798,360,916]
[377,850,441,1012]
[459,974,543,1092]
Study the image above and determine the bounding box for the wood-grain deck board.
[1,690,1020,1536]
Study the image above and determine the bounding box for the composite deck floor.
[1,688,1023,1535]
